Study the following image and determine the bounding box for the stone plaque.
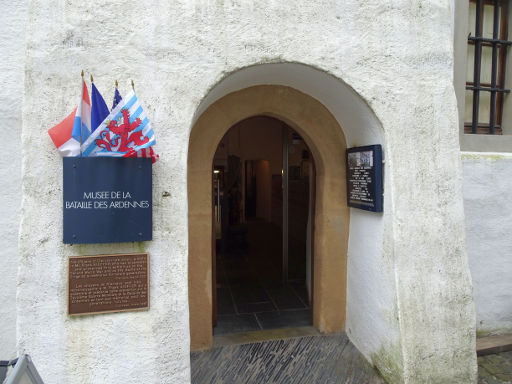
[68,253,149,316]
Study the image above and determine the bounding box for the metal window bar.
[490,0,500,133]
[496,0,509,127]
[466,85,510,92]
[468,36,512,45]
[471,0,483,134]
[466,0,512,134]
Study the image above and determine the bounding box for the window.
[465,0,511,134]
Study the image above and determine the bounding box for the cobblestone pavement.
[479,351,512,384]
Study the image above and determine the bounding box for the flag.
[71,79,91,145]
[90,82,110,133]
[112,87,122,110]
[81,90,156,157]
[48,107,80,156]
[124,146,160,163]
[110,87,159,163]
[72,78,91,143]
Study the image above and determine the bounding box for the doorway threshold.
[213,326,321,348]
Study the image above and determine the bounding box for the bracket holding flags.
[48,72,158,244]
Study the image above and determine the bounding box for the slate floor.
[191,333,385,384]
[215,220,312,336]
[215,277,311,335]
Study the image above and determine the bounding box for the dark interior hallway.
[213,116,313,337]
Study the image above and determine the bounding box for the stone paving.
[191,333,384,384]
[479,351,512,384]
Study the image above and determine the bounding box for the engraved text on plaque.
[68,253,149,316]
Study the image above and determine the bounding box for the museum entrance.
[188,84,350,350]
[212,116,314,336]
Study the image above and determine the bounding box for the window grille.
[466,0,512,134]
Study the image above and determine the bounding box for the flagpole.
[80,70,84,157]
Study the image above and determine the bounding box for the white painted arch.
[191,63,398,363]
[193,63,384,147]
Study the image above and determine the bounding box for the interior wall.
[287,131,309,167]
[214,116,284,223]
[254,160,272,221]
[215,116,283,175]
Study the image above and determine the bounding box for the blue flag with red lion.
[81,90,156,157]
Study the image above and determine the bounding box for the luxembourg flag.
[124,145,160,163]
[111,86,159,163]
[71,79,92,145]
[81,90,156,157]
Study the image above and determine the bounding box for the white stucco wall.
[17,1,475,383]
[463,153,512,335]
[0,0,27,359]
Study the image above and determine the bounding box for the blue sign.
[346,145,383,212]
[63,157,152,244]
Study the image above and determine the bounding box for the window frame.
[465,0,511,135]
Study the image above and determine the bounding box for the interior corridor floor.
[214,220,311,336]
[215,251,311,335]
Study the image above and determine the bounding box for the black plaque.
[63,157,152,244]
[346,145,383,212]
[68,253,150,316]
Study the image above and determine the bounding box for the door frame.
[188,85,349,350]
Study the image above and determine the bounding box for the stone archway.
[188,85,349,350]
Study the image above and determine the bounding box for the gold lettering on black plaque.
[68,253,149,316]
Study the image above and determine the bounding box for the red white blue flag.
[48,107,80,156]
[71,79,91,144]
[81,90,156,157]
[48,79,91,157]
[90,82,110,133]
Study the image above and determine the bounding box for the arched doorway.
[188,85,349,350]
[212,116,315,336]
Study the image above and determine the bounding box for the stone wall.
[0,0,26,359]
[463,153,512,336]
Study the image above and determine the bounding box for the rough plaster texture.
[17,0,476,383]
[0,0,26,359]
[462,153,512,335]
